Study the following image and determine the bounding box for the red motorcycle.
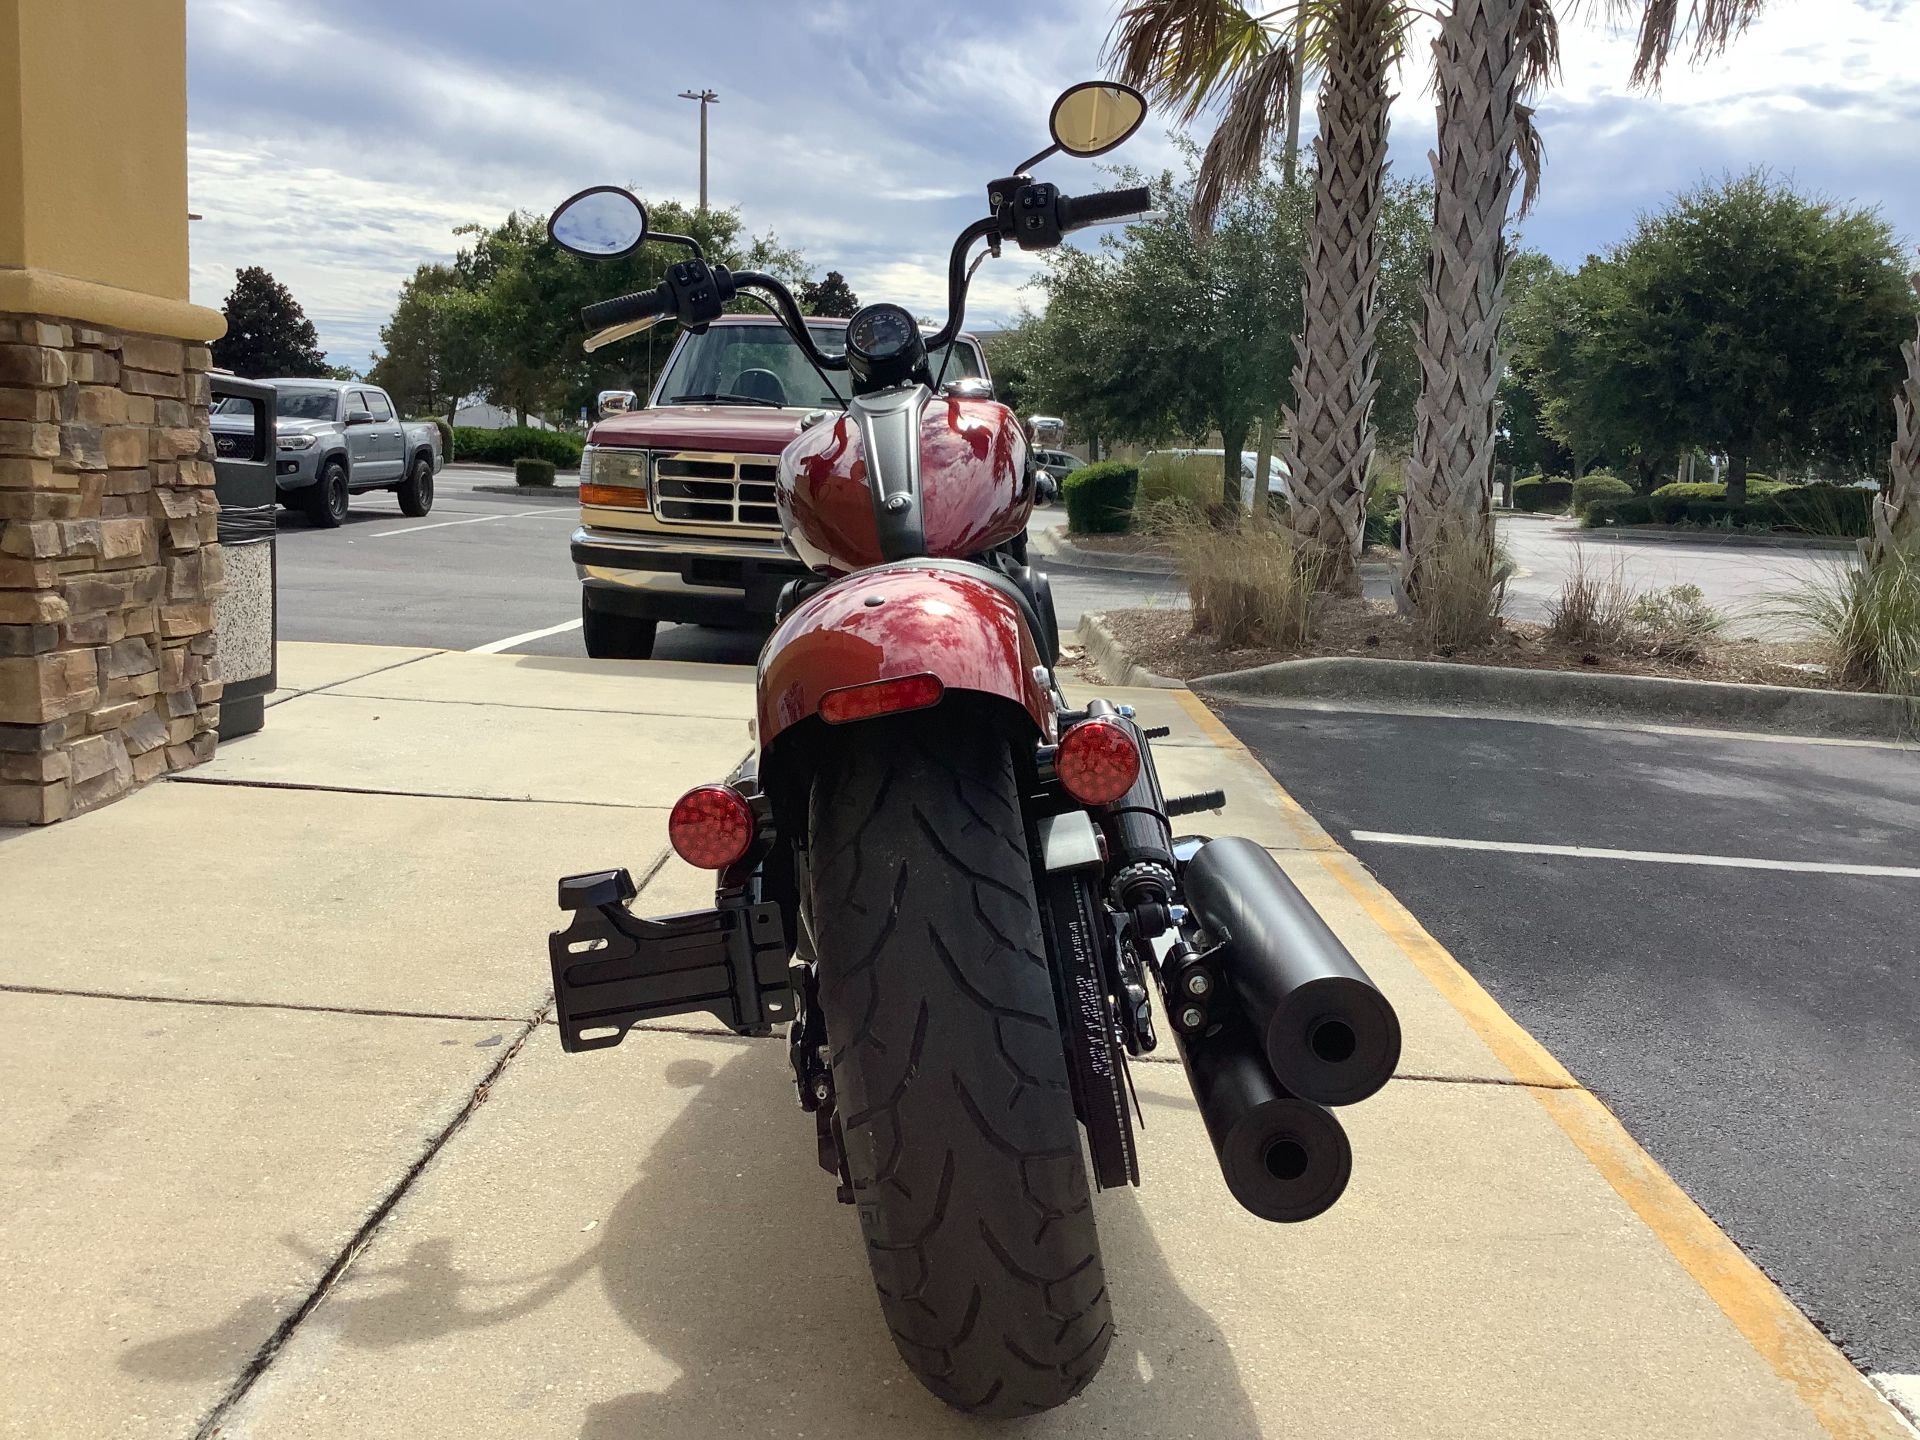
[544,82,1400,1416]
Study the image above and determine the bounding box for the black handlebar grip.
[1059,185,1154,232]
[581,285,673,331]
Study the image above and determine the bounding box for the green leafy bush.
[513,457,557,487]
[1572,472,1632,515]
[1364,471,1404,549]
[428,417,454,462]
[1684,499,1731,526]
[1063,461,1139,534]
[452,426,583,468]
[1139,453,1218,509]
[1514,477,1574,513]
[1629,584,1726,660]
[1582,497,1655,527]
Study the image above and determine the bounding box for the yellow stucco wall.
[0,0,223,340]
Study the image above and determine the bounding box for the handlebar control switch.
[1010,181,1063,251]
[664,259,735,332]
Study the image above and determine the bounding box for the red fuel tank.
[778,393,1032,573]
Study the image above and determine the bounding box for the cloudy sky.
[184,0,1920,371]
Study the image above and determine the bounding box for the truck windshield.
[656,323,984,409]
[213,388,338,421]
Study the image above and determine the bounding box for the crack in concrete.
[264,649,441,708]
[0,982,532,1026]
[188,1004,550,1440]
[302,689,753,722]
[166,774,661,810]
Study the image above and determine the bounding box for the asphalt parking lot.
[276,468,1181,661]
[1215,699,1920,1401]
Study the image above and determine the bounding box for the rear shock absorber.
[1083,699,1177,939]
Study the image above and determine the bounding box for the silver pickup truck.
[211,379,442,527]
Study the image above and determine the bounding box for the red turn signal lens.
[1056,718,1141,806]
[818,673,944,725]
[668,784,755,869]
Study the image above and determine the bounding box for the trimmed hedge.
[1063,461,1139,534]
[513,458,557,487]
[1750,485,1873,537]
[428,417,454,462]
[1582,497,1655,528]
[1514,477,1574,513]
[452,426,583,468]
[1572,472,1632,515]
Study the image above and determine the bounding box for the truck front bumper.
[572,525,811,626]
[274,447,322,493]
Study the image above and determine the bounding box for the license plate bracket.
[549,868,791,1051]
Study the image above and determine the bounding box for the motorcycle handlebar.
[1058,185,1154,233]
[580,285,674,331]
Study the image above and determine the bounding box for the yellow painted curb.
[1174,686,1909,1439]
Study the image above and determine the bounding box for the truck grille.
[653,453,781,529]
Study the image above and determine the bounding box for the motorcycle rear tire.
[809,711,1113,1416]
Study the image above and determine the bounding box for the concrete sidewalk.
[0,643,1906,1438]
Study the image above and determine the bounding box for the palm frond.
[1191,42,1299,232]
[1593,0,1772,89]
[1516,0,1562,94]
[1105,0,1278,122]
[1514,103,1545,215]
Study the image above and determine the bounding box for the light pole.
[678,88,718,213]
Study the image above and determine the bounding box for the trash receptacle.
[210,374,277,739]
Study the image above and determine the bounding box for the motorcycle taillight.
[668,784,755,869]
[1056,717,1141,806]
[818,673,944,725]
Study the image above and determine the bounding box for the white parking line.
[1348,830,1920,880]
[371,509,553,538]
[468,618,584,655]
[1869,1373,1919,1427]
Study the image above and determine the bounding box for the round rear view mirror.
[548,186,649,258]
[1049,82,1147,158]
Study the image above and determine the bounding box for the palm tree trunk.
[1869,276,1920,565]
[1281,0,1395,596]
[1401,0,1526,612]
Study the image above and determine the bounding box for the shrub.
[1063,461,1139,534]
[1363,470,1404,547]
[1513,477,1574,513]
[1163,509,1318,649]
[1775,552,1920,694]
[1546,553,1632,648]
[1583,497,1655,528]
[1572,472,1632,515]
[452,426,583,468]
[1748,485,1873,538]
[1138,453,1219,510]
[1684,499,1732,527]
[426,417,454,462]
[1629,584,1726,661]
[514,457,557,487]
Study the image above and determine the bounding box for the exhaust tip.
[1221,1099,1351,1224]
[1309,1019,1357,1066]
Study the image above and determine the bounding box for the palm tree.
[1107,0,1411,592]
[1400,0,1774,616]
[1398,0,1557,616]
[1871,276,1920,565]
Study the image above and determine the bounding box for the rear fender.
[757,565,1055,765]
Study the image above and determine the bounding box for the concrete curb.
[1032,528,1175,574]
[1034,527,1392,580]
[1075,613,1183,689]
[1549,522,1857,554]
[472,484,580,500]
[1192,655,1917,741]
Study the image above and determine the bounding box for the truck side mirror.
[345,408,374,426]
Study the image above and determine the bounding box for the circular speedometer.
[845,303,926,386]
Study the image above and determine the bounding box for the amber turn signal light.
[580,482,650,511]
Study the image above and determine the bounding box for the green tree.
[211,266,332,378]
[1531,172,1918,506]
[801,271,861,318]
[1495,250,1573,478]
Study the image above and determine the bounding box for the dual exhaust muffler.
[1168,838,1401,1223]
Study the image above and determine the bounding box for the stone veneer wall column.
[0,316,223,824]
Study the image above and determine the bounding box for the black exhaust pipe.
[1174,1012,1351,1223]
[1183,837,1401,1107]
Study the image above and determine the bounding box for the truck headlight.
[277,434,317,451]
[580,445,650,511]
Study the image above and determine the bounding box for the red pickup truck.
[573,314,992,657]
